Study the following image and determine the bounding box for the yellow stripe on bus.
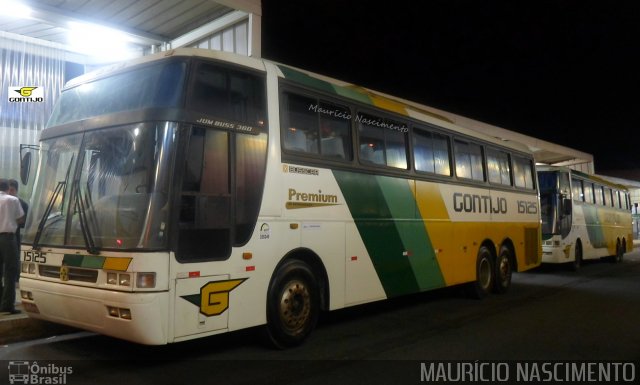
[103,257,132,271]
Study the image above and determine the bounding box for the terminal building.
[1,0,638,235]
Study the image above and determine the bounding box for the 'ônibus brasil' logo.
[181,279,246,316]
[8,86,44,102]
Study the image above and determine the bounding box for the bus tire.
[466,246,494,299]
[493,246,512,294]
[264,259,320,349]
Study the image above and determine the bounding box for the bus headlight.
[136,272,156,288]
[21,262,36,274]
[119,273,131,286]
[107,272,132,286]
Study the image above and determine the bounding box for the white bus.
[538,165,632,270]
[19,48,541,346]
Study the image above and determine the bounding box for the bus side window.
[513,155,535,189]
[319,102,351,160]
[413,127,451,176]
[583,182,594,204]
[282,93,352,161]
[572,177,583,201]
[486,147,511,185]
[358,113,407,169]
[603,187,611,206]
[454,139,484,181]
[595,185,604,206]
[284,93,318,153]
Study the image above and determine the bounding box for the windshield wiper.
[33,154,75,250]
[32,181,65,250]
[75,183,100,255]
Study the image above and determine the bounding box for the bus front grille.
[39,265,99,283]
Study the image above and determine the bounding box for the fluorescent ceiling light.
[67,21,141,62]
[0,0,32,18]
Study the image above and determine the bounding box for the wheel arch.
[480,238,497,261]
[272,247,330,311]
[574,238,583,256]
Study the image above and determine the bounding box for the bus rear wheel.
[493,246,513,294]
[466,246,494,299]
[264,259,320,349]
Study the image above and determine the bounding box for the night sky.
[261,1,640,173]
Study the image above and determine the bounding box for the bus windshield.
[23,122,177,251]
[538,170,573,239]
[47,60,186,127]
[538,171,558,236]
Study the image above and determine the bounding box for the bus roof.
[537,165,628,191]
[270,59,533,155]
[64,48,532,155]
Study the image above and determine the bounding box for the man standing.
[0,178,25,314]
[8,179,28,283]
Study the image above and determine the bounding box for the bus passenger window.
[513,155,535,189]
[358,113,407,169]
[572,178,584,201]
[595,185,604,205]
[319,102,351,160]
[604,187,612,206]
[284,93,318,153]
[413,128,451,176]
[486,148,511,185]
[283,93,352,160]
[454,139,484,181]
[583,182,594,204]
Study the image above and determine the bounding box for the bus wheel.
[466,246,494,299]
[570,242,582,271]
[493,246,512,294]
[264,259,320,349]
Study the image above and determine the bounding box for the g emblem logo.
[200,279,246,316]
[17,86,37,97]
[60,265,70,281]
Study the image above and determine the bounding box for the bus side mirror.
[20,151,32,185]
[563,198,572,216]
[20,144,39,185]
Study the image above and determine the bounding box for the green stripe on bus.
[63,254,105,269]
[333,86,373,104]
[377,177,445,291]
[279,65,373,105]
[334,171,445,296]
[582,206,607,248]
[278,65,336,94]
